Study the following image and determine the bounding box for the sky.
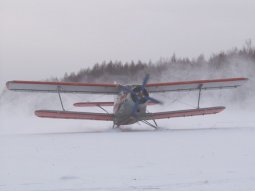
[0,0,255,89]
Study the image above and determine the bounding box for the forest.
[57,42,255,86]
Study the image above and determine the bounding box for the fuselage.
[113,85,148,126]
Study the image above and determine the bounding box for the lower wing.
[35,107,224,122]
[35,110,114,121]
[143,106,225,120]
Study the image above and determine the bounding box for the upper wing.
[6,77,248,94]
[142,106,225,120]
[6,81,120,95]
[35,110,114,121]
[145,78,248,93]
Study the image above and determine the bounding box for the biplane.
[6,75,248,129]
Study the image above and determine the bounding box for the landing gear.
[141,120,158,129]
[112,123,120,129]
[143,109,158,129]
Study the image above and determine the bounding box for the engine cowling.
[131,85,149,104]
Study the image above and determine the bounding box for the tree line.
[50,43,255,84]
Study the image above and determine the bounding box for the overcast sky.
[0,0,255,89]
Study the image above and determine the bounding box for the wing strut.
[97,105,109,114]
[197,84,203,109]
[57,86,65,111]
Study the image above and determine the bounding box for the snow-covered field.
[0,126,255,191]
[1,90,255,191]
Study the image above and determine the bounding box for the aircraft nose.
[131,86,149,104]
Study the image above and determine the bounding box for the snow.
[1,108,255,191]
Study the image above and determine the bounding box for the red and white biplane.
[6,75,248,129]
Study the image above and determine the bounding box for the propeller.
[121,74,162,117]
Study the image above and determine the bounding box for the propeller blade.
[122,74,163,118]
[146,96,163,104]
[142,74,150,89]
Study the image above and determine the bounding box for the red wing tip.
[238,77,249,82]
[233,77,248,80]
[208,106,225,112]
[35,110,47,117]
[35,111,41,117]
[6,81,12,90]
[217,106,226,112]
[35,110,56,117]
[73,103,81,107]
